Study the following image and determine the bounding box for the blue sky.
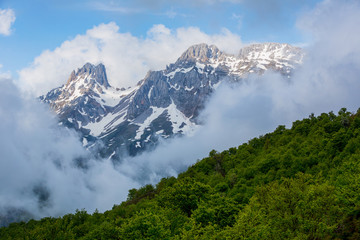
[0,0,322,77]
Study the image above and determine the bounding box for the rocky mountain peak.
[177,43,224,63]
[66,63,110,89]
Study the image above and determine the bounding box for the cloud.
[116,82,277,186]
[0,64,11,79]
[0,78,143,223]
[133,0,242,8]
[164,8,188,19]
[290,0,360,114]
[232,0,316,31]
[0,8,15,36]
[18,23,242,96]
[241,0,297,13]
[232,13,243,29]
[89,2,143,14]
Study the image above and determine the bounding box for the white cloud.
[0,8,15,36]
[18,23,242,96]
[0,78,142,221]
[0,64,11,79]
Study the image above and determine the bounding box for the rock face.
[39,63,119,139]
[40,42,304,159]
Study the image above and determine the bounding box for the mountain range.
[40,42,303,159]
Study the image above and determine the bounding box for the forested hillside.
[2,108,360,239]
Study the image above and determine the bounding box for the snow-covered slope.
[40,43,304,158]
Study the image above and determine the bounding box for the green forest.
[2,108,360,239]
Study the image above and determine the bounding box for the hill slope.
[2,108,360,239]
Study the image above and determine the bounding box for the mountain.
[40,42,303,158]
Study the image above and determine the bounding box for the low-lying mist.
[1,0,360,226]
[0,79,142,225]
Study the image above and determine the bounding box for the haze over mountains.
[40,42,303,158]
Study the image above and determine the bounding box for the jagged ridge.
[40,42,304,158]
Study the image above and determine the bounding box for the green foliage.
[120,209,172,239]
[157,177,210,217]
[127,184,156,204]
[193,194,239,228]
[2,108,360,239]
[229,174,341,239]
